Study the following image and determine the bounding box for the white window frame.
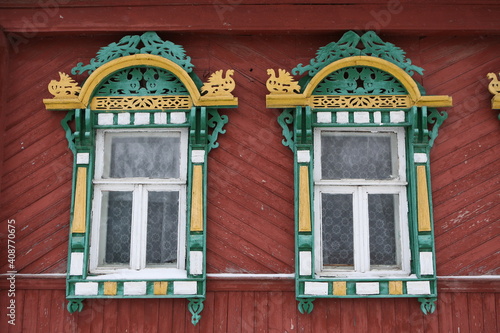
[313,127,411,278]
[89,128,188,275]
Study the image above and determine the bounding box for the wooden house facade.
[0,1,499,332]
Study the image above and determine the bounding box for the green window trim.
[44,32,238,326]
[266,31,452,315]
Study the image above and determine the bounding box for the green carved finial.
[297,298,315,314]
[188,298,204,325]
[67,299,84,313]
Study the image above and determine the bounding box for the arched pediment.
[44,33,237,111]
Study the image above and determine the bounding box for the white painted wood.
[373,111,381,124]
[406,281,431,295]
[117,112,130,125]
[69,252,84,276]
[170,112,186,124]
[154,112,167,124]
[123,281,147,295]
[354,112,370,123]
[76,153,89,165]
[191,150,205,163]
[74,282,99,296]
[420,252,434,275]
[134,113,150,125]
[390,111,406,123]
[173,281,198,295]
[297,150,310,163]
[299,251,312,276]
[98,113,114,125]
[356,282,380,295]
[414,153,428,163]
[304,282,329,295]
[317,112,332,123]
[190,251,203,275]
[336,112,349,123]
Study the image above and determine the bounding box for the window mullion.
[357,187,371,273]
[130,185,144,270]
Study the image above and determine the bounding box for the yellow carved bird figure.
[487,73,500,95]
[48,72,81,99]
[266,69,301,94]
[201,69,235,96]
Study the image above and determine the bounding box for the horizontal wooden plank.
[0,4,499,35]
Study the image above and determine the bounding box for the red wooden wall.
[0,1,499,332]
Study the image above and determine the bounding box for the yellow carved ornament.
[487,72,500,109]
[48,72,81,99]
[266,69,301,94]
[201,69,236,97]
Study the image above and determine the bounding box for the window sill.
[87,268,188,280]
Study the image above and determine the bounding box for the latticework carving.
[313,67,407,95]
[266,69,301,94]
[90,96,192,110]
[201,70,235,97]
[311,95,410,109]
[48,72,81,99]
[95,67,188,96]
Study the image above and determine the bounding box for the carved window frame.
[266,31,452,315]
[43,32,238,325]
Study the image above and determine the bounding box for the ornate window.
[43,32,238,325]
[266,31,452,314]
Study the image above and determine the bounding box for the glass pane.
[321,132,397,180]
[101,191,133,265]
[146,191,179,265]
[106,133,181,179]
[322,193,354,267]
[369,194,398,267]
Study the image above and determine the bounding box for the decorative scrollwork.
[48,72,81,99]
[90,96,192,110]
[292,31,423,77]
[312,95,410,109]
[72,32,194,75]
[418,297,437,315]
[201,70,235,97]
[95,67,188,96]
[61,110,76,154]
[297,298,315,314]
[278,108,294,151]
[313,67,407,95]
[428,107,448,147]
[207,108,228,152]
[266,69,301,94]
[188,298,204,325]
